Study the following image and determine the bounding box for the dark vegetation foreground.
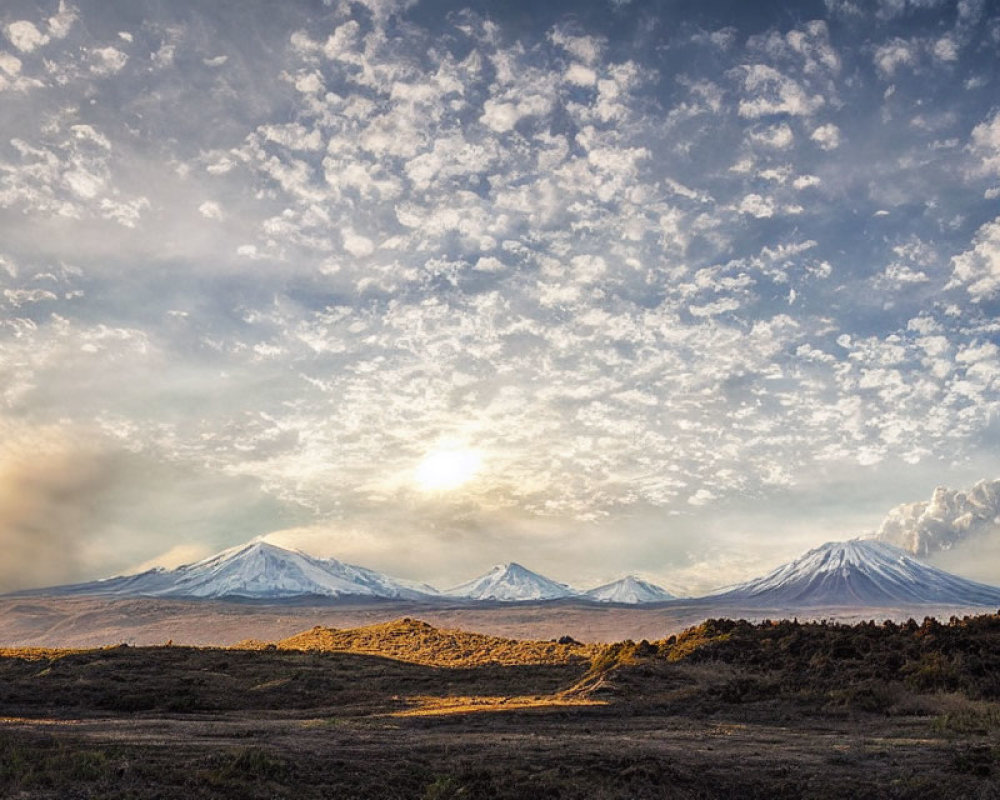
[4,615,1000,798]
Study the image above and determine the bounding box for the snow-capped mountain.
[708,538,1000,607]
[35,540,439,601]
[584,575,676,604]
[446,562,577,601]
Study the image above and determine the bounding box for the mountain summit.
[445,562,576,602]
[35,540,438,601]
[584,575,676,604]
[708,538,1000,607]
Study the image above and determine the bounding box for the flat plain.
[2,594,994,647]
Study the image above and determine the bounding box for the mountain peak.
[710,537,1000,607]
[446,562,576,602]
[585,575,676,604]
[37,539,438,601]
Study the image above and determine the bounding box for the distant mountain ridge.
[15,536,1000,609]
[708,539,1000,607]
[19,543,678,604]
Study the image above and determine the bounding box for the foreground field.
[4,616,1000,798]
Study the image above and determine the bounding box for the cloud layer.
[2,0,1000,592]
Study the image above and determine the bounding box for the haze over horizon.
[2,0,1000,596]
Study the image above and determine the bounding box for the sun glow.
[415,447,482,492]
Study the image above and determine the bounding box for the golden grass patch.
[237,618,601,668]
[390,694,606,717]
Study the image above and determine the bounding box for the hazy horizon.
[2,0,1000,596]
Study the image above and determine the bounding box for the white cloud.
[198,201,224,220]
[874,38,918,78]
[810,122,840,150]
[259,122,324,151]
[949,217,1000,300]
[737,193,775,218]
[932,35,958,61]
[480,94,553,133]
[5,21,48,53]
[688,488,716,506]
[737,64,825,118]
[3,288,58,307]
[877,480,1000,578]
[343,230,375,257]
[474,256,505,272]
[47,2,78,40]
[0,52,22,78]
[749,122,794,149]
[63,168,102,198]
[875,263,929,289]
[549,28,602,64]
[293,71,323,93]
[90,47,128,76]
[564,62,597,87]
[99,196,150,227]
[748,20,841,78]
[969,111,1000,177]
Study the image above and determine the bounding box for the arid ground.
[4,615,1000,798]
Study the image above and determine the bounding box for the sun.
[414,447,482,492]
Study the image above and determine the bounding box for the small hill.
[240,618,599,667]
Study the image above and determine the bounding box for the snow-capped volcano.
[708,538,1000,607]
[446,562,577,601]
[35,540,438,601]
[584,575,676,604]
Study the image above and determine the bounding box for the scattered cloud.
[949,217,1000,300]
[874,38,920,77]
[0,0,998,590]
[969,111,1000,178]
[810,122,840,150]
[736,64,825,118]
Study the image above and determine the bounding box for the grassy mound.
[238,618,600,667]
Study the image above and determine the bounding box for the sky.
[1,0,1000,595]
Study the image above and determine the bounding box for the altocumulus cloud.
[1,0,1000,594]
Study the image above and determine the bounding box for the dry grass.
[0,647,87,661]
[237,617,600,667]
[390,694,606,717]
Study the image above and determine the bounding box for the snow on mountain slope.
[709,538,1000,607]
[584,575,676,604]
[446,562,577,601]
[31,540,439,601]
[876,480,1000,556]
